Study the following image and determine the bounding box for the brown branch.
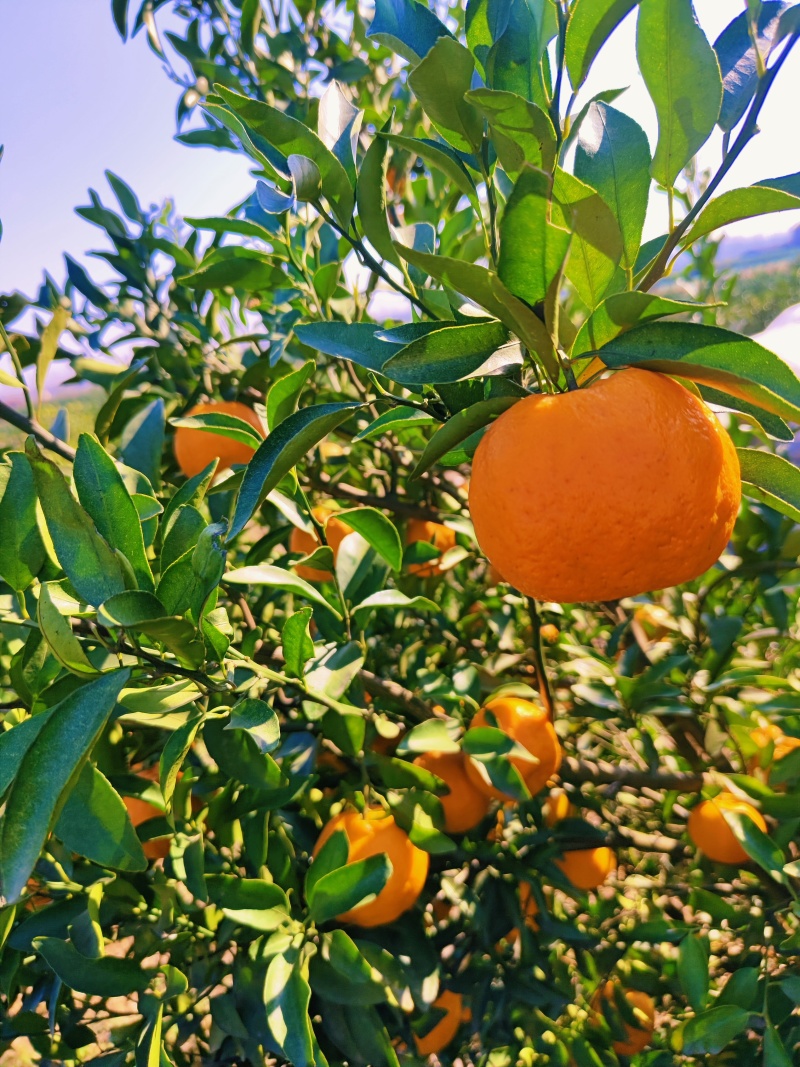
[360,669,433,722]
[0,399,76,462]
[312,473,444,522]
[560,755,707,792]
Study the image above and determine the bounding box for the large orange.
[406,519,456,577]
[414,989,464,1056]
[413,750,491,833]
[469,368,741,603]
[557,847,616,891]
[465,696,561,801]
[687,792,767,865]
[591,982,655,1057]
[312,808,429,927]
[289,506,353,582]
[173,400,263,478]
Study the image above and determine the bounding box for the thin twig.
[0,398,76,461]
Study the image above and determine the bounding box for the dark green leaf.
[682,183,800,244]
[229,403,363,538]
[169,411,263,448]
[267,362,315,431]
[637,0,723,187]
[573,292,716,355]
[94,358,147,442]
[120,398,165,489]
[0,670,130,902]
[764,1026,794,1067]
[111,0,129,38]
[263,952,315,1067]
[224,564,342,618]
[407,37,483,153]
[181,246,284,291]
[565,0,640,89]
[367,0,453,64]
[357,118,401,267]
[227,697,280,751]
[37,582,98,677]
[465,88,557,177]
[354,407,438,442]
[0,711,53,798]
[54,762,147,871]
[295,322,394,372]
[381,133,478,203]
[34,937,151,997]
[725,808,786,881]
[575,102,651,270]
[681,1005,750,1055]
[717,967,760,1010]
[552,167,624,308]
[306,830,349,903]
[160,714,203,807]
[714,3,788,131]
[307,853,392,925]
[698,386,792,441]
[26,440,127,607]
[678,933,709,1011]
[758,171,800,197]
[738,448,800,523]
[499,168,572,307]
[411,396,519,480]
[282,608,315,679]
[205,874,289,929]
[382,321,511,386]
[0,451,45,591]
[334,508,403,570]
[483,0,557,111]
[598,321,800,421]
[65,255,108,308]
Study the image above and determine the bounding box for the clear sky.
[0,0,799,301]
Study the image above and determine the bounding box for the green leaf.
[353,589,439,618]
[407,37,483,153]
[381,133,479,203]
[264,952,316,1067]
[573,292,717,355]
[411,397,520,480]
[120,397,165,490]
[318,81,361,187]
[725,808,786,881]
[334,508,403,571]
[465,88,557,177]
[185,215,275,241]
[565,0,640,89]
[310,929,387,1006]
[0,669,130,902]
[714,3,788,131]
[227,698,281,751]
[574,102,651,270]
[307,854,392,925]
[681,1005,750,1055]
[54,762,147,871]
[681,184,800,245]
[0,451,45,591]
[637,0,723,188]
[36,307,68,411]
[764,1026,794,1067]
[396,718,461,755]
[0,711,53,798]
[357,118,401,267]
[94,358,147,442]
[697,386,792,442]
[288,154,323,201]
[499,168,572,307]
[181,246,285,292]
[214,86,355,228]
[717,967,760,1010]
[168,411,263,448]
[738,448,800,523]
[37,582,98,677]
[598,321,800,421]
[73,433,154,592]
[381,321,510,386]
[552,167,624,309]
[160,714,203,808]
[111,0,129,38]
[267,362,315,431]
[135,1002,163,1067]
[677,933,709,1011]
[562,87,628,157]
[354,407,439,442]
[229,402,363,539]
[483,0,557,111]
[35,937,151,997]
[65,254,108,308]
[224,564,342,618]
[758,171,800,197]
[367,0,452,64]
[205,874,289,929]
[160,460,217,539]
[306,830,349,903]
[26,440,127,607]
[282,608,315,679]
[295,322,395,372]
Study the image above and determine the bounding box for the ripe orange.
[123,765,171,860]
[557,847,616,891]
[539,623,560,644]
[469,368,741,603]
[290,506,353,582]
[519,881,540,930]
[465,696,562,801]
[543,788,575,827]
[24,877,52,912]
[414,989,464,1056]
[747,722,800,781]
[687,792,767,865]
[312,808,429,927]
[591,982,655,1057]
[173,400,263,478]
[406,519,456,577]
[413,750,490,833]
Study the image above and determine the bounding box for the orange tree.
[3,1,800,1064]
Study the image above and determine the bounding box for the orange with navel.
[413,750,491,833]
[469,368,741,602]
[687,792,767,865]
[465,696,561,801]
[312,808,429,927]
[406,519,456,577]
[591,981,656,1057]
[173,400,263,478]
[290,506,353,582]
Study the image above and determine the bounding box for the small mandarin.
[591,982,656,1057]
[747,722,800,781]
[539,623,560,644]
[414,990,464,1057]
[413,750,491,833]
[543,788,575,827]
[312,808,429,927]
[124,770,170,861]
[406,519,456,577]
[465,696,562,802]
[173,400,263,478]
[290,506,353,582]
[687,792,767,865]
[557,847,616,891]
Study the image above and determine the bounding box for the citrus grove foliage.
[5,1,800,1065]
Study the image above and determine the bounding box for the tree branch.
[560,756,708,792]
[0,399,76,462]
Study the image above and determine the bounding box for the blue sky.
[1,1,799,302]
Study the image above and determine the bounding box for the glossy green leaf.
[677,933,709,1011]
[267,362,315,430]
[484,0,557,111]
[205,874,290,929]
[637,0,722,187]
[37,582,98,677]
[169,411,263,449]
[306,830,349,903]
[407,37,483,154]
[764,1025,795,1067]
[367,0,452,64]
[499,168,572,307]
[682,184,800,245]
[0,451,45,591]
[317,81,361,187]
[288,154,323,201]
[382,321,510,386]
[74,433,154,592]
[562,86,628,157]
[160,713,203,807]
[227,697,280,750]
[354,407,439,442]
[335,507,403,571]
[282,608,315,679]
[381,133,478,203]
[573,292,716,355]
[552,167,624,309]
[120,397,165,490]
[35,937,151,997]
[758,171,800,197]
[0,669,130,902]
[698,386,792,442]
[54,762,147,871]
[598,321,800,421]
[229,402,363,539]
[357,118,401,267]
[353,589,439,618]
[466,88,557,177]
[295,322,395,372]
[681,1005,751,1055]
[714,3,788,131]
[264,951,315,1067]
[738,448,800,523]
[181,246,284,291]
[575,102,650,269]
[411,396,519,480]
[565,0,640,88]
[224,564,342,618]
[26,440,127,607]
[307,853,392,926]
[94,358,147,442]
[0,711,53,798]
